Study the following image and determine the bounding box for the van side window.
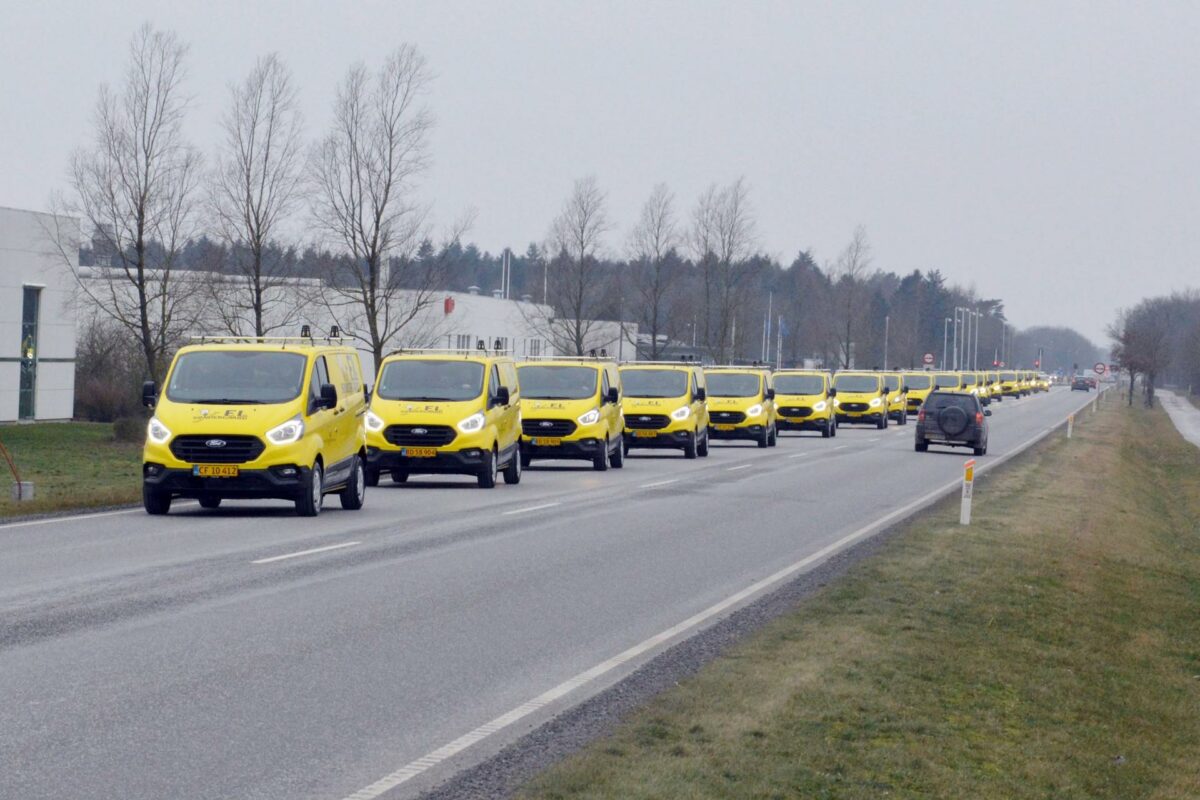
[600,370,610,400]
[309,356,329,406]
[489,365,501,402]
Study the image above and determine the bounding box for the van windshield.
[1001,371,1016,381]
[883,375,901,391]
[904,374,933,389]
[935,374,961,388]
[706,373,761,397]
[517,365,597,400]
[833,374,880,393]
[166,351,307,404]
[376,360,484,402]
[621,369,689,398]
[775,375,825,395]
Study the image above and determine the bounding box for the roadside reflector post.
[960,459,975,525]
[1067,413,1074,439]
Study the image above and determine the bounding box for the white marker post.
[1067,413,1074,439]
[960,459,975,525]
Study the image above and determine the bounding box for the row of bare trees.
[1109,292,1200,407]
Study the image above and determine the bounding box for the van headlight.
[869,397,883,407]
[577,408,600,426]
[833,398,840,407]
[365,410,385,431]
[457,412,486,433]
[670,405,691,421]
[266,415,305,445]
[744,404,763,418]
[147,416,171,444]
[813,400,827,412]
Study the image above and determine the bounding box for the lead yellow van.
[619,362,710,458]
[833,371,891,429]
[774,370,836,437]
[704,366,778,447]
[901,371,934,415]
[141,336,368,516]
[516,358,624,470]
[365,349,522,488]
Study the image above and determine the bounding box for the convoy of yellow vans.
[139,333,1058,515]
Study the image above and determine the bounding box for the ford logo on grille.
[412,427,427,435]
[539,421,554,428]
[639,416,651,421]
[206,439,226,448]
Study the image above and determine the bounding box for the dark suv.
[1071,376,1091,391]
[915,391,990,455]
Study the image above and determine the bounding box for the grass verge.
[519,401,1200,799]
[0,422,142,518]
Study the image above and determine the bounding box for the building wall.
[0,207,78,422]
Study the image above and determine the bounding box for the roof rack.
[704,363,774,371]
[189,335,347,346]
[384,346,513,358]
[520,354,615,362]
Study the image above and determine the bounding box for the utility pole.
[883,314,890,371]
[943,317,951,370]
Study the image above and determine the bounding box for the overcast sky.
[3,1,1197,343]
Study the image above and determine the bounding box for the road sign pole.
[960,459,975,525]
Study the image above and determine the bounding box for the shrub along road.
[516,399,1200,800]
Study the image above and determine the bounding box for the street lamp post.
[943,317,952,370]
[883,315,889,371]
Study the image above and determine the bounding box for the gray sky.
[3,0,1197,343]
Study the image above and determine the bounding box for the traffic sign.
[922,353,934,365]
[1093,362,1106,375]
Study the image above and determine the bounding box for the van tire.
[610,437,625,468]
[876,415,887,430]
[296,463,324,517]
[684,431,698,459]
[698,430,710,457]
[593,442,609,471]
[340,457,366,510]
[143,486,171,515]
[503,450,522,484]
[198,494,221,510]
[364,467,380,487]
[478,449,498,488]
[520,451,531,469]
[821,421,832,438]
[757,427,769,448]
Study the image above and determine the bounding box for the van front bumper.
[521,436,605,461]
[708,423,767,441]
[143,463,307,499]
[366,445,488,476]
[623,429,695,450]
[777,415,832,432]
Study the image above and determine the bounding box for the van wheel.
[610,437,625,468]
[876,415,887,430]
[593,442,610,471]
[831,419,838,437]
[198,494,221,510]
[143,485,171,515]
[768,426,778,447]
[520,451,531,469]
[821,421,832,438]
[757,427,769,448]
[390,470,408,484]
[296,463,324,517]
[478,448,498,488]
[503,450,522,484]
[340,457,366,510]
[698,430,710,457]
[364,467,380,487]
[898,411,907,426]
[683,431,699,459]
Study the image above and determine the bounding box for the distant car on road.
[1071,376,1091,391]
[915,390,990,455]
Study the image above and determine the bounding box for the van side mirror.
[828,387,837,397]
[765,388,776,400]
[607,387,620,404]
[494,386,511,407]
[881,387,890,395]
[142,380,158,408]
[363,383,372,404]
[318,383,338,410]
[694,387,706,402]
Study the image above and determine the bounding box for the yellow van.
[999,370,1020,398]
[516,358,624,470]
[774,370,837,437]
[881,372,909,425]
[833,371,891,429]
[141,335,368,516]
[365,349,522,488]
[986,371,1004,401]
[619,362,710,458]
[704,366,778,447]
[933,371,967,393]
[901,371,934,415]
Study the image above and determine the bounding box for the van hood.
[707,396,760,411]
[524,398,595,416]
[371,397,482,425]
[158,403,297,434]
[622,395,687,413]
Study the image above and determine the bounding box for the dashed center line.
[726,464,752,472]
[251,541,361,565]
[786,452,810,459]
[501,502,562,516]
[832,444,848,451]
[639,479,679,489]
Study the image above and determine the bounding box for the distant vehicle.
[914,390,990,455]
[1071,376,1091,391]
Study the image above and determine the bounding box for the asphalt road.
[0,387,1098,800]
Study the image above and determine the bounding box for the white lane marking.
[0,507,142,531]
[501,502,561,516]
[867,437,881,442]
[832,444,848,451]
[251,541,360,565]
[786,452,809,459]
[639,479,679,489]
[726,464,752,472]
[339,408,1072,800]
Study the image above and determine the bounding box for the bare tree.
[833,225,872,368]
[538,176,613,356]
[689,178,757,363]
[309,45,445,366]
[627,184,681,359]
[57,24,202,382]
[208,53,305,336]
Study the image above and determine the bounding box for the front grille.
[840,402,869,413]
[710,411,747,424]
[170,435,264,464]
[625,414,670,430]
[522,419,577,437]
[384,425,457,447]
[779,406,812,417]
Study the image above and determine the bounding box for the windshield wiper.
[190,398,266,405]
[397,395,455,401]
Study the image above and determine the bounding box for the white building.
[0,207,77,422]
